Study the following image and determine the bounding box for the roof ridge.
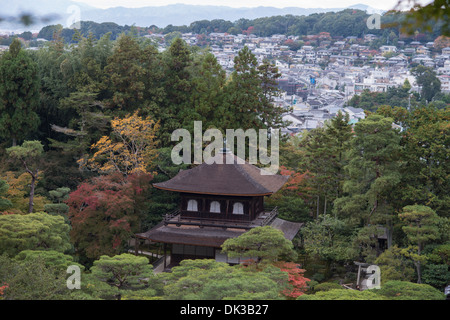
[153,151,287,196]
[233,160,272,194]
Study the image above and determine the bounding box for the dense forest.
[0,17,449,300]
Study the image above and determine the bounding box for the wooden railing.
[180,210,252,222]
[163,209,180,225]
[260,206,278,226]
[163,206,279,230]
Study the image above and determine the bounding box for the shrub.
[314,282,344,292]
[375,280,446,300]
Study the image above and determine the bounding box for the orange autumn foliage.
[279,166,309,191]
[274,261,310,298]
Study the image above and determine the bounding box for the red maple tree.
[66,173,153,259]
[274,262,311,298]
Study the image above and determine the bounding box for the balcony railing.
[163,207,279,230]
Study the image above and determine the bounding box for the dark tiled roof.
[269,218,303,240]
[136,218,303,247]
[153,152,289,196]
[136,223,246,248]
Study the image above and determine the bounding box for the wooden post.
[163,243,167,269]
[134,238,139,256]
[356,263,361,289]
[226,200,229,217]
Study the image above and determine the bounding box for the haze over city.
[71,0,429,10]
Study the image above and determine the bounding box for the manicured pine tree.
[399,205,441,283]
[6,140,44,213]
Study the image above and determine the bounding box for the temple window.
[210,201,221,213]
[233,202,244,215]
[187,199,198,211]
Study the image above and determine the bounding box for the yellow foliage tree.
[79,111,160,175]
[0,172,49,214]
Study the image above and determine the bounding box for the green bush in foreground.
[376,280,446,300]
[298,280,446,300]
[298,288,384,300]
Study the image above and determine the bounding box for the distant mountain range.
[0,0,386,31]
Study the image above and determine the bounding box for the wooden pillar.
[163,243,167,269]
[251,198,256,219]
[134,238,139,256]
[226,200,229,217]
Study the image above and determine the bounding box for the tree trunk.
[416,261,422,284]
[416,244,422,284]
[28,173,36,213]
[325,259,332,279]
[316,195,320,218]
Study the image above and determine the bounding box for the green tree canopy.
[0,254,72,300]
[333,115,402,248]
[160,259,289,300]
[0,180,13,212]
[14,249,84,272]
[298,288,384,300]
[411,65,441,103]
[0,212,71,257]
[375,280,446,300]
[90,253,153,293]
[399,205,441,283]
[221,226,297,264]
[0,38,40,146]
[300,214,354,277]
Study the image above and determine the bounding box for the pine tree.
[186,52,226,130]
[257,58,286,129]
[158,38,193,146]
[6,140,44,213]
[104,34,146,115]
[298,111,353,216]
[399,205,441,283]
[223,46,263,130]
[334,114,402,249]
[399,105,450,217]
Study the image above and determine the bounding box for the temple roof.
[153,151,289,196]
[136,223,246,248]
[135,218,303,247]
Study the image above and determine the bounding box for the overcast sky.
[72,0,410,10]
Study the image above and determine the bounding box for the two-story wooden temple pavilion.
[135,150,303,270]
